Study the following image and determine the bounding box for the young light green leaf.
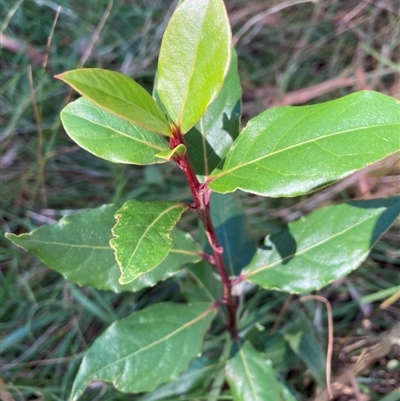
[70,302,216,400]
[157,0,231,134]
[55,68,171,136]
[185,49,241,177]
[110,200,187,284]
[156,144,186,161]
[242,197,400,293]
[210,193,255,276]
[226,341,289,401]
[5,205,200,293]
[61,98,169,165]
[209,91,400,197]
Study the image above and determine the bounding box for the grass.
[1,0,399,400]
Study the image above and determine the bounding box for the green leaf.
[185,49,241,177]
[138,356,217,401]
[182,261,223,303]
[261,334,298,372]
[70,302,216,400]
[110,200,187,284]
[157,0,231,134]
[281,310,326,386]
[55,68,171,136]
[60,98,169,165]
[242,197,400,293]
[5,205,200,293]
[210,192,256,276]
[209,91,400,197]
[226,341,288,401]
[380,389,400,401]
[156,144,186,161]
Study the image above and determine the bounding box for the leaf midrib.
[119,203,185,270]
[238,344,258,400]
[177,2,209,127]
[68,77,157,118]
[244,209,383,279]
[210,122,398,182]
[66,109,167,151]
[94,306,214,374]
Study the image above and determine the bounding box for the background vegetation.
[1,0,399,400]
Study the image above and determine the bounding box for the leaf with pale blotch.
[110,200,187,284]
[61,98,169,165]
[209,91,400,197]
[56,68,171,136]
[157,0,231,133]
[226,341,291,401]
[185,49,241,177]
[5,205,200,293]
[242,197,400,293]
[70,302,216,400]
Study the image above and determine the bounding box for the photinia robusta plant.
[6,0,400,399]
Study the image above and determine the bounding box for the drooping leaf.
[225,341,290,401]
[55,68,171,136]
[209,91,400,197]
[242,197,400,293]
[60,98,169,165]
[210,192,256,276]
[5,205,200,293]
[281,309,326,386]
[185,49,241,177]
[110,200,187,284]
[157,0,231,133]
[138,356,218,401]
[70,302,216,400]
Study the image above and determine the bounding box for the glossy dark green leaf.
[110,200,187,284]
[281,309,326,386]
[5,205,200,293]
[242,197,400,293]
[209,91,400,197]
[60,98,169,165]
[185,49,241,177]
[210,193,255,276]
[70,302,216,400]
[157,0,231,133]
[226,341,289,401]
[56,68,171,136]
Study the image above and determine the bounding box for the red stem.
[170,128,237,338]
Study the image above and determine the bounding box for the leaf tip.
[54,72,65,81]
